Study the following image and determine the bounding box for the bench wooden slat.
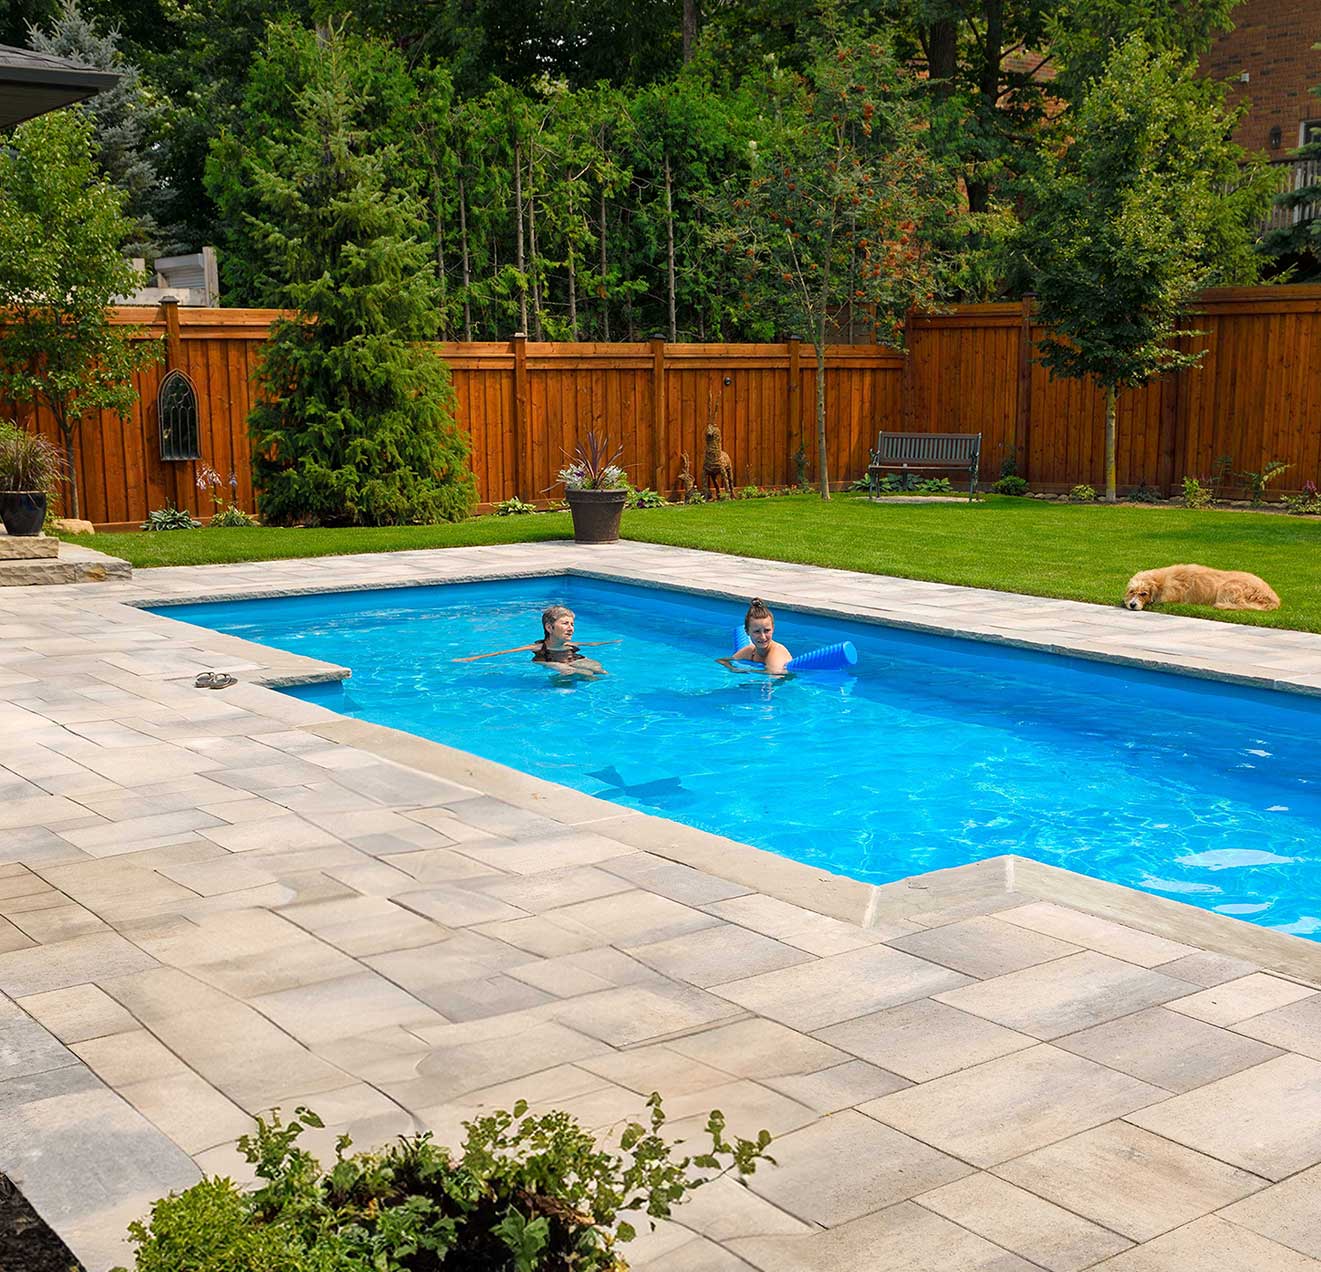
[866,430,982,501]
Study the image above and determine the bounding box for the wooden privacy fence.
[7,286,1321,527]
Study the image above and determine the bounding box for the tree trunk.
[682,0,700,62]
[567,245,578,340]
[968,0,1004,216]
[513,140,528,335]
[925,17,958,105]
[664,153,677,342]
[59,423,79,521]
[458,171,473,341]
[599,187,610,341]
[434,173,448,338]
[815,337,829,500]
[1105,383,1117,503]
[528,148,542,340]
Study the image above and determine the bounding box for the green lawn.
[69,493,1321,633]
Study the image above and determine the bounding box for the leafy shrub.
[1237,459,1290,506]
[631,487,667,509]
[998,454,1018,480]
[738,485,769,499]
[1181,476,1212,509]
[0,419,66,495]
[685,488,707,504]
[495,495,538,516]
[1210,453,1234,500]
[1069,484,1097,502]
[847,475,872,492]
[1126,483,1163,503]
[556,432,626,491]
[913,476,952,494]
[113,1101,771,1272]
[142,504,201,531]
[210,505,256,528]
[1284,480,1321,515]
[990,475,1028,496]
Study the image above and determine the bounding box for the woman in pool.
[718,597,793,675]
[454,605,612,678]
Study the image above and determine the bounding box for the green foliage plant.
[1237,459,1291,506]
[1126,483,1164,503]
[1210,454,1234,500]
[991,475,1029,495]
[142,504,202,531]
[711,27,954,501]
[495,495,539,515]
[114,1100,771,1272]
[1069,483,1097,502]
[1023,35,1275,503]
[556,432,627,490]
[245,24,476,528]
[0,110,161,521]
[1182,476,1212,509]
[0,421,66,495]
[210,505,257,528]
[1261,80,1321,276]
[631,487,667,508]
[1284,481,1321,515]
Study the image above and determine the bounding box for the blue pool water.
[153,576,1321,939]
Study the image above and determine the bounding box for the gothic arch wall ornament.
[157,367,201,460]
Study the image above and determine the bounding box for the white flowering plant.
[556,432,627,491]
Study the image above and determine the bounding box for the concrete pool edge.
[304,709,1321,988]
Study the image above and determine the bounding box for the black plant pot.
[0,492,46,537]
[566,488,627,544]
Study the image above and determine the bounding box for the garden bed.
[0,1175,85,1272]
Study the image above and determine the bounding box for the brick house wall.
[1201,0,1321,155]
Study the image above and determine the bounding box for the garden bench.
[867,430,982,501]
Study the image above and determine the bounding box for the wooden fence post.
[512,331,529,501]
[1015,294,1034,480]
[787,335,801,485]
[650,334,666,493]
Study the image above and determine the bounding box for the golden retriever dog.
[1124,564,1280,612]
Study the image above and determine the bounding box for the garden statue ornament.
[703,411,734,501]
[677,451,695,501]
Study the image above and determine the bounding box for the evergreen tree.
[247,25,476,527]
[0,110,160,519]
[1261,77,1321,280]
[1022,35,1273,502]
[28,0,177,257]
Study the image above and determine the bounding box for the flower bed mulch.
[0,1174,85,1272]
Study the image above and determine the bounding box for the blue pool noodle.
[785,641,857,672]
[728,625,856,671]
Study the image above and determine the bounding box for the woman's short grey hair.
[542,604,573,634]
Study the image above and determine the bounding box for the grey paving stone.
[0,997,77,1081]
[862,1044,1166,1168]
[730,1198,1041,1271]
[0,930,158,997]
[632,1234,759,1270]
[278,894,448,957]
[409,972,555,1022]
[200,813,347,854]
[578,1044,733,1097]
[8,902,107,944]
[509,947,665,997]
[1166,974,1317,1027]
[994,1120,1266,1241]
[1232,993,1321,1061]
[1127,1053,1321,1181]
[468,864,633,913]
[665,1174,810,1242]
[394,881,531,927]
[72,1029,189,1085]
[364,930,530,1003]
[815,998,1035,1083]
[248,971,446,1043]
[916,1172,1133,1272]
[711,945,969,1032]
[702,892,895,954]
[546,890,723,946]
[1057,1006,1283,1093]
[887,915,1080,978]
[1085,1214,1320,1271]
[934,951,1194,1040]
[745,1109,972,1225]
[995,902,1200,967]
[663,1078,818,1143]
[600,854,753,906]
[1217,1163,1321,1260]
[15,983,138,1044]
[626,923,813,988]
[458,830,638,874]
[0,915,35,954]
[553,982,745,1047]
[668,1018,849,1080]
[762,1059,910,1113]
[1156,951,1259,987]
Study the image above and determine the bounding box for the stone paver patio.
[2,541,1321,1271]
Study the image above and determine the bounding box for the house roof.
[0,43,119,129]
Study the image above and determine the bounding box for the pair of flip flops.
[194,671,237,690]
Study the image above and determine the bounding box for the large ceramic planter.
[0,492,46,537]
[566,488,627,544]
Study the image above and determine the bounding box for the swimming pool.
[153,576,1321,939]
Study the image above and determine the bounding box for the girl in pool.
[717,597,793,675]
[454,605,613,678]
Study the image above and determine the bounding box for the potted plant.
[558,432,628,543]
[0,420,65,536]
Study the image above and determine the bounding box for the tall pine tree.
[248,24,476,527]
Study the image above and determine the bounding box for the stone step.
[0,533,59,560]
[0,558,78,585]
